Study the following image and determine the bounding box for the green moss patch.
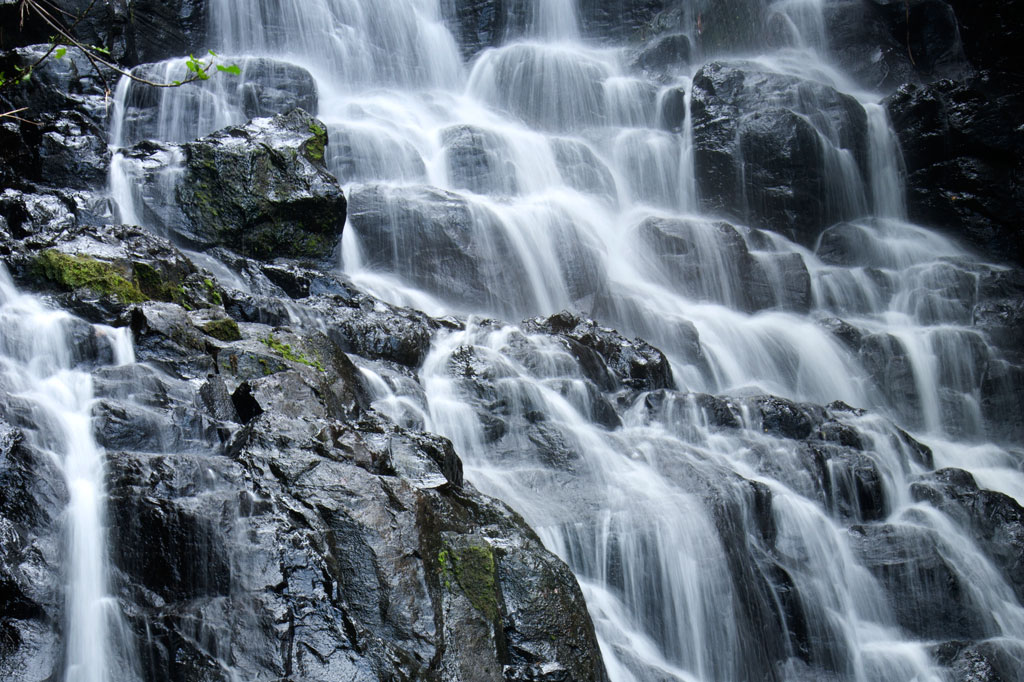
[439,544,499,622]
[32,250,147,303]
[133,261,191,306]
[203,278,223,305]
[201,318,241,342]
[305,120,327,163]
[261,334,325,372]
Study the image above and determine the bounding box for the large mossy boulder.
[123,109,346,261]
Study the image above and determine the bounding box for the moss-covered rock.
[439,543,500,622]
[200,318,241,342]
[31,250,147,303]
[260,332,325,372]
[119,108,346,263]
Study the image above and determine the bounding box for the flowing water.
[100,0,1024,680]
[0,266,136,682]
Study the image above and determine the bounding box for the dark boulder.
[637,216,812,313]
[911,468,1024,604]
[947,0,1023,75]
[885,73,1024,265]
[303,294,446,368]
[848,522,997,640]
[7,222,225,326]
[745,395,818,440]
[631,33,691,76]
[0,0,210,65]
[524,311,674,392]
[348,184,605,317]
[441,124,518,196]
[122,109,346,261]
[577,0,672,43]
[932,639,1024,682]
[0,420,65,682]
[441,0,507,60]
[348,184,527,314]
[122,0,210,65]
[690,61,869,247]
[824,0,970,91]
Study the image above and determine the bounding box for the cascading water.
[101,0,1024,679]
[0,265,136,682]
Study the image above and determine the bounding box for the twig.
[904,0,916,66]
[0,106,41,124]
[20,0,223,89]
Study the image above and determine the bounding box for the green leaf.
[208,49,217,57]
[54,47,66,59]
[172,80,182,86]
[89,44,111,55]
[217,64,241,75]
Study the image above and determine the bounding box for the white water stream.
[0,265,136,682]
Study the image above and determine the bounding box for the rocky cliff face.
[2,1,1024,682]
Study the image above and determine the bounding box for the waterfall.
[0,266,136,682]
[95,0,1024,679]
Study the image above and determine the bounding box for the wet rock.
[848,523,996,640]
[974,268,1024,364]
[0,45,116,125]
[442,124,519,196]
[441,0,507,60]
[122,0,210,65]
[578,0,672,43]
[747,395,817,440]
[631,33,691,76]
[911,468,1024,604]
[0,190,78,241]
[350,184,606,316]
[824,0,969,91]
[550,137,618,200]
[349,184,529,313]
[820,448,888,522]
[885,73,1024,265]
[947,0,1023,75]
[101,364,607,680]
[642,389,741,431]
[932,639,1024,682]
[124,109,346,261]
[858,332,923,428]
[0,420,65,682]
[524,311,674,392]
[298,290,448,368]
[637,217,812,313]
[5,222,225,328]
[690,61,868,247]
